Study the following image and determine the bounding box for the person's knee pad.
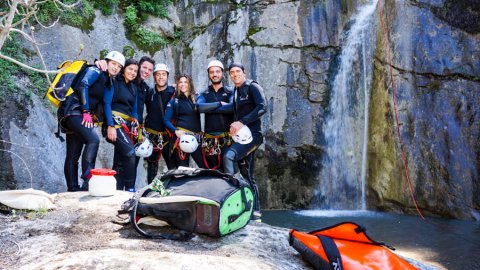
[223,150,236,163]
[223,150,237,174]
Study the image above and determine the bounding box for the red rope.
[174,139,186,161]
[202,149,221,170]
[378,0,425,220]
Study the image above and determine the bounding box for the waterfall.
[313,0,378,210]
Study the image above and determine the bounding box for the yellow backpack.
[46,60,89,108]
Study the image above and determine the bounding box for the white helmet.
[105,51,125,67]
[154,63,169,74]
[135,138,153,157]
[232,125,253,144]
[179,134,198,153]
[207,60,224,71]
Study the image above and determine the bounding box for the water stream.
[313,0,378,210]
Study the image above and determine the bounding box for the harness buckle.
[113,115,125,125]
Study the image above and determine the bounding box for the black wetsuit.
[197,85,234,170]
[164,94,221,168]
[136,80,149,125]
[62,67,111,191]
[133,80,149,182]
[143,85,176,183]
[104,74,138,190]
[222,80,267,211]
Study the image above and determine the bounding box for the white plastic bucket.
[89,169,116,197]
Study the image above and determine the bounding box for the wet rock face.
[0,91,65,192]
[414,0,480,35]
[368,0,480,219]
[1,0,478,219]
[0,92,30,191]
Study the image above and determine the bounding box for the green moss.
[122,45,136,59]
[0,34,48,102]
[93,0,119,16]
[0,33,23,99]
[428,80,442,91]
[184,46,193,56]
[35,0,177,54]
[119,1,173,54]
[61,0,95,32]
[173,27,184,40]
[124,5,139,28]
[35,1,62,26]
[136,28,167,47]
[99,49,109,60]
[367,49,402,204]
[36,0,95,32]
[248,27,264,36]
[135,0,169,18]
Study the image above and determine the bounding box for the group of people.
[60,51,267,218]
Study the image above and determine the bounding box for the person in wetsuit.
[223,62,267,220]
[62,51,124,191]
[103,58,139,191]
[143,63,176,183]
[197,60,234,170]
[164,74,222,168]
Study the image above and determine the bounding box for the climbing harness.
[171,127,201,160]
[201,132,232,169]
[112,111,138,144]
[145,128,169,152]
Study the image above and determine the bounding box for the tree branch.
[52,0,81,9]
[10,9,37,28]
[0,0,19,49]
[0,53,60,74]
[33,12,60,29]
[28,22,51,83]
[10,27,47,46]
[0,0,81,77]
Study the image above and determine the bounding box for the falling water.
[360,27,369,210]
[313,0,378,210]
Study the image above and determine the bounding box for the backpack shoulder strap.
[245,79,259,86]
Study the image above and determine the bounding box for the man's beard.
[156,82,167,89]
[210,78,222,85]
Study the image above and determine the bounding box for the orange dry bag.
[289,222,417,270]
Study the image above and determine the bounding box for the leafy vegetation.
[93,0,120,16]
[119,0,172,54]
[36,0,95,32]
[99,49,109,60]
[122,46,136,59]
[0,33,49,102]
[36,0,176,53]
[0,0,180,100]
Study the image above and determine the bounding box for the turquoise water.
[262,210,480,270]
